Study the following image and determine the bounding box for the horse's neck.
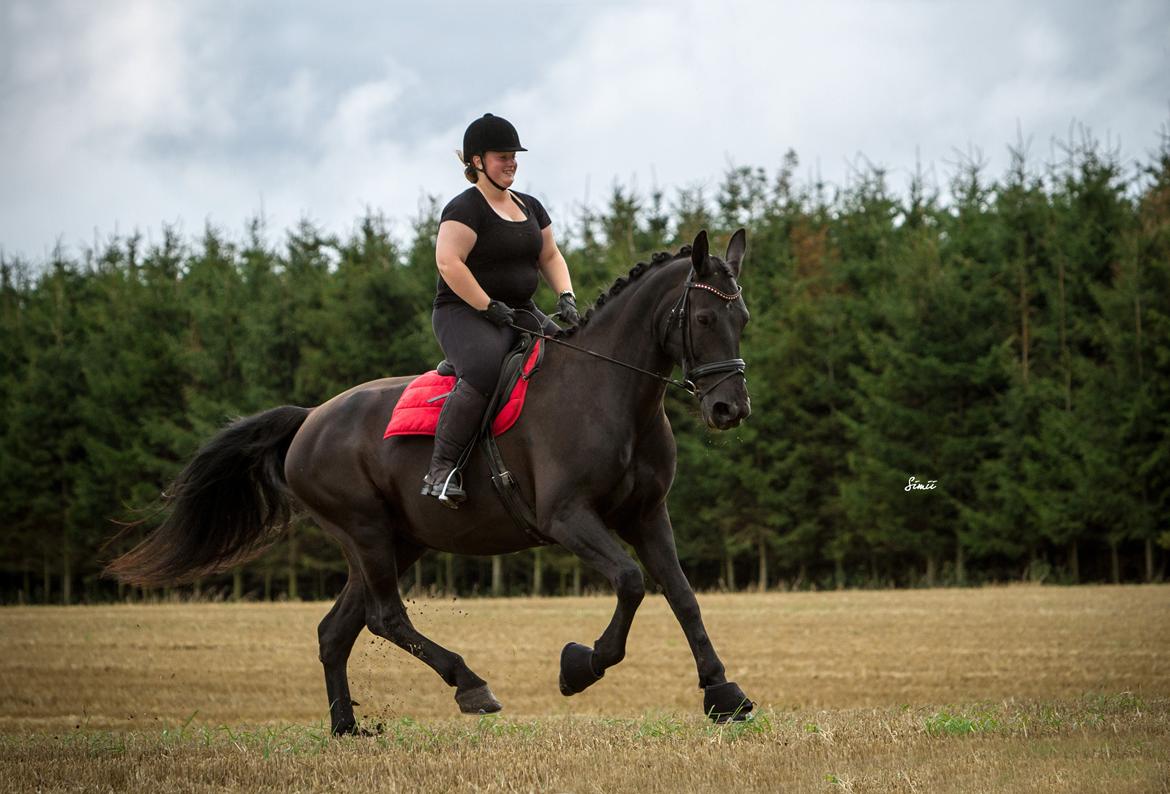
[562,260,685,402]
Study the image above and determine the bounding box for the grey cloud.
[1,0,1167,259]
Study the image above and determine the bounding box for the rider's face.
[478,151,517,187]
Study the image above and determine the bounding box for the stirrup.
[421,470,466,508]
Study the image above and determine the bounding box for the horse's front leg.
[625,508,754,722]
[547,508,645,695]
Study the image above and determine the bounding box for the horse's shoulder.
[632,409,676,476]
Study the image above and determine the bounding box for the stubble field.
[1,586,1168,792]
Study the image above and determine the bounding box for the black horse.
[107,229,754,733]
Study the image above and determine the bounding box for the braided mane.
[556,245,692,339]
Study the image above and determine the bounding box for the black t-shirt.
[435,187,552,307]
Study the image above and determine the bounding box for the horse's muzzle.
[702,381,751,430]
[707,401,750,429]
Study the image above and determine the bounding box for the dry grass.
[1,586,1168,792]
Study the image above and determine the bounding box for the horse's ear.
[691,230,710,275]
[725,228,746,277]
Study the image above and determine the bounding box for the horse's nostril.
[713,402,732,419]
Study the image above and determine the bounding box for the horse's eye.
[696,310,715,327]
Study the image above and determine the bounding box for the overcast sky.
[1,0,1167,260]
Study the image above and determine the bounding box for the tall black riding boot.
[421,379,489,508]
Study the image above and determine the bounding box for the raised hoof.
[559,642,604,696]
[703,681,754,723]
[455,684,503,714]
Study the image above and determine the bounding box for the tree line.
[2,127,1168,603]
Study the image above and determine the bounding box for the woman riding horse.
[104,138,756,727]
[425,113,579,507]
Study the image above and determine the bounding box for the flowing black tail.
[105,405,311,587]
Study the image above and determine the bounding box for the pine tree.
[5,253,89,601]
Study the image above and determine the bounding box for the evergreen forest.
[2,129,1169,603]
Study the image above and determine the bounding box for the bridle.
[663,268,748,398]
[510,265,747,400]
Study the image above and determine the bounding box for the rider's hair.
[456,149,479,183]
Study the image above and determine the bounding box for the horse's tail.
[104,405,311,587]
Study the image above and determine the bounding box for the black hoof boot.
[559,642,604,696]
[703,681,754,723]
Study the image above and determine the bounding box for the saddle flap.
[484,335,541,420]
[483,335,543,436]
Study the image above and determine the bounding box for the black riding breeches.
[432,300,558,397]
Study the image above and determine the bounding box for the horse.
[106,228,755,733]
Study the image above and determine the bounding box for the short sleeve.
[524,194,552,229]
[440,190,483,232]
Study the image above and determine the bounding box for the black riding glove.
[556,291,580,325]
[481,300,516,327]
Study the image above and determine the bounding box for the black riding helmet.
[462,114,526,191]
[462,113,527,162]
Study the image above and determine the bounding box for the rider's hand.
[481,300,516,327]
[555,291,579,325]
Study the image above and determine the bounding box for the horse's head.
[668,229,751,430]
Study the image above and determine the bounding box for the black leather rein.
[509,269,747,400]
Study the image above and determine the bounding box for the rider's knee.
[459,365,497,398]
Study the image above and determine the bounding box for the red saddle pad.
[383,341,542,439]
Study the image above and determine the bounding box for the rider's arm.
[537,225,574,296]
[436,220,492,311]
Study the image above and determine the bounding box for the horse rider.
[422,113,579,507]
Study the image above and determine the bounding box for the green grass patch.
[1085,691,1144,715]
[705,710,771,742]
[634,712,688,739]
[923,708,1002,736]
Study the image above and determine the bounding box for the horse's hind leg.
[318,543,424,735]
[319,571,366,735]
[354,533,502,715]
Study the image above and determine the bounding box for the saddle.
[384,338,543,438]
[384,336,547,543]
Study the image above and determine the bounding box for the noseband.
[665,270,747,398]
